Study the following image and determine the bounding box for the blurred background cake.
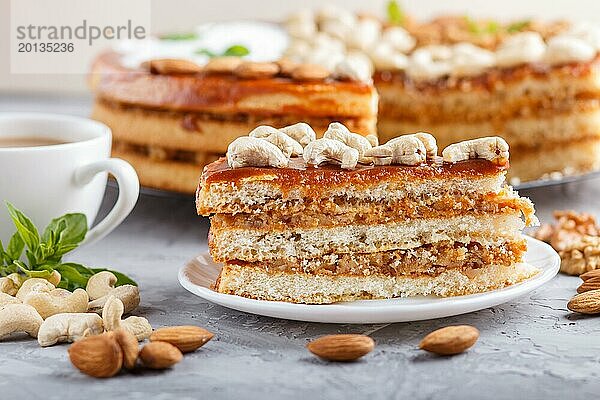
[82,2,600,192]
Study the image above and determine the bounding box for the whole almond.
[114,328,139,369]
[419,325,479,355]
[150,325,214,353]
[143,58,202,75]
[307,334,374,362]
[139,341,183,369]
[234,61,280,79]
[276,58,299,77]
[68,333,123,378]
[204,56,243,74]
[291,64,331,81]
[577,276,600,293]
[580,269,600,281]
[568,289,600,314]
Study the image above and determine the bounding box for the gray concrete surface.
[1,95,599,399]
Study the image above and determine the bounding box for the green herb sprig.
[506,20,531,33]
[195,44,250,58]
[159,32,198,41]
[0,203,136,291]
[387,0,406,26]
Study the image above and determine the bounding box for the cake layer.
[209,187,534,230]
[228,239,527,277]
[112,147,212,194]
[91,52,378,118]
[374,56,600,111]
[198,158,507,215]
[93,100,376,154]
[208,213,525,262]
[378,107,600,150]
[508,137,600,183]
[216,262,539,303]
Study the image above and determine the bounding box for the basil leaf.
[507,20,531,33]
[92,268,137,287]
[486,21,499,34]
[43,213,87,250]
[195,48,217,57]
[25,249,37,266]
[25,269,53,279]
[6,233,24,261]
[160,32,198,41]
[6,202,40,252]
[223,45,250,57]
[465,16,481,34]
[387,0,405,26]
[55,263,93,290]
[0,241,6,266]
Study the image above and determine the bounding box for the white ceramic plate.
[178,237,560,323]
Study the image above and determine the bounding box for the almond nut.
[577,276,600,293]
[139,341,183,369]
[143,58,202,75]
[150,325,214,353]
[568,289,600,314]
[276,58,299,77]
[307,334,374,362]
[419,325,479,355]
[580,269,600,281]
[204,56,243,74]
[234,61,280,79]
[68,333,123,378]
[114,328,139,369]
[291,64,331,81]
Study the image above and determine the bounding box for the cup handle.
[74,158,139,247]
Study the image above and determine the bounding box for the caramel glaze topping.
[202,157,507,189]
[90,52,374,116]
[374,54,600,94]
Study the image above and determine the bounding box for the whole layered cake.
[283,8,600,183]
[89,22,377,193]
[197,122,539,304]
[91,6,600,193]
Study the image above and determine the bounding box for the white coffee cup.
[0,112,139,247]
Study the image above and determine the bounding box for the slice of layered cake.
[197,123,539,304]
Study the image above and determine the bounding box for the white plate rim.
[178,236,560,324]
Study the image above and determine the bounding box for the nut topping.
[275,58,299,77]
[279,122,317,147]
[291,63,331,81]
[442,136,509,165]
[142,58,202,75]
[227,136,289,169]
[249,125,303,157]
[323,122,373,163]
[203,56,243,74]
[234,61,280,79]
[365,134,430,166]
[304,138,359,170]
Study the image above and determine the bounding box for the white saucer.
[178,237,560,324]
